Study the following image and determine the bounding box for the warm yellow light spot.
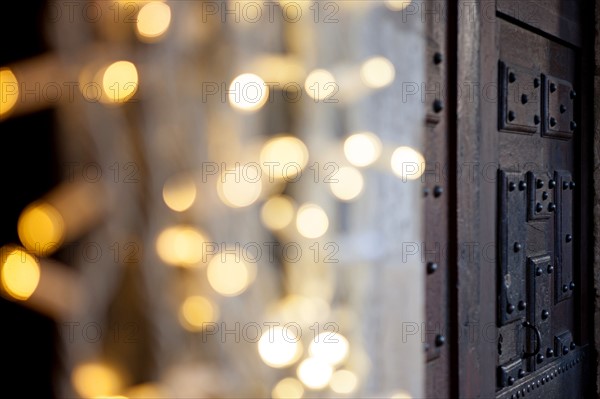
[360,57,395,89]
[344,132,382,167]
[258,326,303,368]
[216,165,262,208]
[261,195,295,231]
[272,378,304,399]
[296,203,328,239]
[297,358,333,390]
[385,0,413,11]
[0,247,40,301]
[329,166,364,201]
[125,383,167,398]
[330,369,358,394]
[229,73,268,112]
[136,1,172,41]
[0,68,19,117]
[18,201,65,256]
[309,332,349,366]
[206,254,255,297]
[102,61,138,103]
[179,295,218,331]
[162,173,197,212]
[156,226,209,267]
[72,362,122,399]
[260,136,309,181]
[391,146,426,180]
[304,69,337,101]
[391,390,413,399]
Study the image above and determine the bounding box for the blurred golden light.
[391,390,413,399]
[304,69,337,101]
[261,195,295,231]
[216,167,262,208]
[343,132,382,167]
[102,61,138,103]
[390,146,426,180]
[136,1,172,41]
[296,203,328,239]
[18,201,65,256]
[162,173,197,212]
[258,326,303,368]
[259,136,309,181]
[309,332,349,366]
[0,247,40,301]
[156,226,209,267]
[297,358,334,390]
[72,362,122,399]
[329,166,364,201]
[229,73,268,112]
[179,295,218,331]
[385,0,413,11]
[272,378,304,399]
[206,254,255,297]
[0,68,19,117]
[360,57,395,89]
[125,383,168,398]
[330,369,358,394]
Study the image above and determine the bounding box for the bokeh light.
[391,390,413,399]
[390,146,426,180]
[156,226,209,267]
[258,326,303,368]
[296,358,334,390]
[261,195,295,231]
[272,377,304,399]
[385,0,413,11]
[18,201,65,256]
[71,362,122,399]
[0,68,19,117]
[330,369,358,394]
[360,57,396,89]
[304,69,337,101]
[206,254,255,297]
[229,73,269,112]
[0,247,40,301]
[102,61,138,103]
[259,136,309,182]
[329,166,364,201]
[309,332,349,366]
[136,1,172,41]
[162,173,197,212]
[343,132,382,167]
[179,295,219,331]
[296,203,329,239]
[217,165,262,208]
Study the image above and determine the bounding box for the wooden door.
[453,0,595,397]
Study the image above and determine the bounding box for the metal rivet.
[566,234,572,242]
[533,77,540,87]
[509,72,516,83]
[514,242,522,252]
[570,121,577,131]
[433,99,443,113]
[550,117,557,127]
[569,281,575,290]
[550,82,556,92]
[519,181,527,190]
[547,264,554,273]
[548,202,556,212]
[507,303,515,314]
[560,104,567,113]
[508,376,515,385]
[435,334,445,347]
[433,185,443,197]
[518,369,525,378]
[562,284,569,292]
[537,354,545,363]
[563,346,569,355]
[542,191,549,200]
[547,348,554,357]
[508,110,516,121]
[518,301,526,311]
[509,182,516,191]
[536,267,543,276]
[541,309,549,320]
[563,181,569,190]
[534,115,540,125]
[536,203,543,213]
[427,262,438,274]
[516,391,521,398]
[570,342,576,350]
[536,179,544,189]
[433,52,443,65]
[570,90,576,99]
[548,179,556,188]
[521,94,528,104]
[569,181,575,189]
